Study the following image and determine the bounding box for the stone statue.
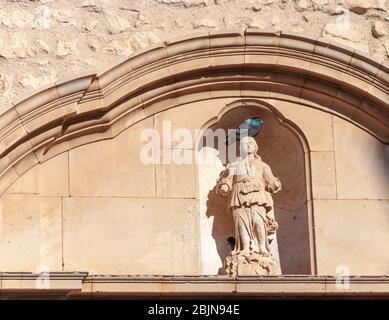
[216,136,282,276]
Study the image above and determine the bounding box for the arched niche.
[197,99,313,275]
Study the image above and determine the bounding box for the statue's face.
[240,137,256,156]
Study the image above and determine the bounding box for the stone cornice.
[81,275,389,297]
[0,29,388,194]
[1,273,389,298]
[0,272,88,299]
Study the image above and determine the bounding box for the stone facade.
[0,0,388,109]
[0,2,388,298]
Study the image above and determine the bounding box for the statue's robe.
[217,155,281,253]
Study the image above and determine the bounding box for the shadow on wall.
[200,104,312,275]
[205,185,235,275]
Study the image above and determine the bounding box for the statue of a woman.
[216,136,282,276]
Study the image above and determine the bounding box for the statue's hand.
[273,178,282,192]
[218,183,230,196]
[267,178,282,194]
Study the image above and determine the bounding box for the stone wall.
[1,95,388,275]
[0,4,387,279]
[0,0,388,110]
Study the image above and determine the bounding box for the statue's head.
[240,136,258,157]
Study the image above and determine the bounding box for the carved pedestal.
[224,252,281,276]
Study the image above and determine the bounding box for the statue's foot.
[259,248,270,257]
[239,249,250,257]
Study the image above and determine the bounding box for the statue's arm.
[216,164,234,196]
[264,164,282,194]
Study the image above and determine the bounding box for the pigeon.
[226,117,263,145]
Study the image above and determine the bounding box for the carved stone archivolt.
[0,30,387,195]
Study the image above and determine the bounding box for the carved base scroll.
[224,252,281,276]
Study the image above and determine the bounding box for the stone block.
[274,100,334,151]
[6,166,38,194]
[0,167,19,195]
[156,160,197,198]
[39,152,69,197]
[314,199,389,275]
[310,151,337,199]
[69,118,155,197]
[153,99,230,150]
[62,197,200,275]
[333,116,389,199]
[0,194,62,271]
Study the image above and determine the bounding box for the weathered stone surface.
[82,17,99,32]
[56,40,77,57]
[384,38,389,57]
[156,0,211,7]
[62,197,200,275]
[69,118,156,197]
[104,31,160,56]
[225,252,281,276]
[0,74,11,95]
[372,21,387,38]
[52,8,79,26]
[153,99,230,149]
[322,22,364,42]
[36,39,53,53]
[6,152,69,197]
[79,1,105,14]
[275,100,334,151]
[182,0,211,7]
[39,152,69,197]
[223,15,250,29]
[0,9,35,28]
[0,0,386,109]
[341,0,389,14]
[0,33,36,59]
[19,72,58,90]
[247,0,263,12]
[310,151,337,199]
[294,0,330,11]
[6,166,38,194]
[0,194,62,271]
[333,116,389,200]
[345,0,372,14]
[193,19,218,29]
[322,22,370,53]
[106,15,134,34]
[314,199,389,275]
[156,161,197,198]
[248,18,268,29]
